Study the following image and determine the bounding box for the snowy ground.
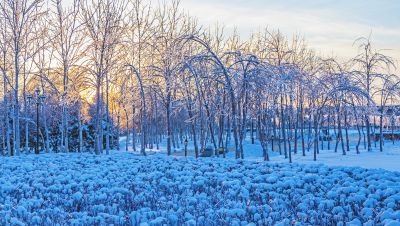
[226,139,400,172]
[1,152,400,225]
[121,132,400,172]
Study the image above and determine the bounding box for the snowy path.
[1,152,400,225]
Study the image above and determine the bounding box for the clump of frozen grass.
[0,152,399,225]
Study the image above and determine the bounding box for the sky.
[179,0,400,72]
[63,0,399,72]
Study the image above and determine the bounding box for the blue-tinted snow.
[0,152,399,225]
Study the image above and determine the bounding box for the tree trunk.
[366,116,371,151]
[251,119,255,144]
[3,73,10,156]
[12,39,21,156]
[116,113,120,151]
[166,91,172,155]
[300,97,305,156]
[105,73,110,155]
[95,77,101,154]
[78,107,83,152]
[379,113,383,152]
[313,113,318,161]
[43,101,50,153]
[280,94,287,159]
[124,108,129,152]
[344,109,350,153]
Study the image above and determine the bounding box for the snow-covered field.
[1,152,400,225]
[227,140,400,172]
[121,134,400,172]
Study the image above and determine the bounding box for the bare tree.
[125,0,154,155]
[352,36,395,152]
[81,0,126,154]
[0,0,45,156]
[150,0,199,155]
[0,7,12,156]
[49,0,84,152]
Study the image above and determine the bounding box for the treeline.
[0,0,398,161]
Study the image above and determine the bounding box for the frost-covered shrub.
[0,153,400,225]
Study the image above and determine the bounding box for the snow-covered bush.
[0,153,399,225]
